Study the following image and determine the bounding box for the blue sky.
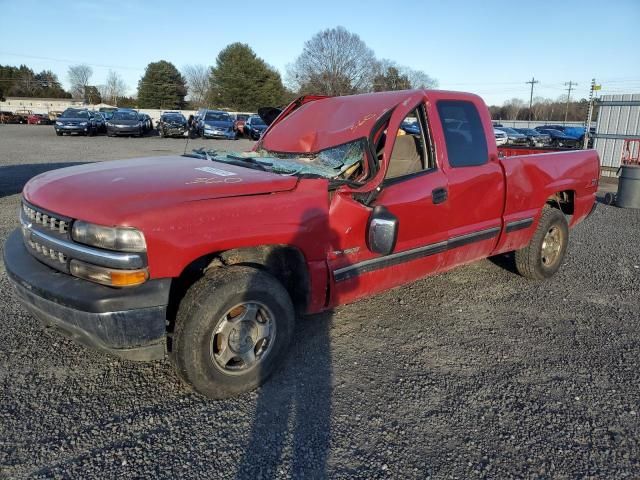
[1,0,639,105]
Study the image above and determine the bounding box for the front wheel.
[515,206,569,280]
[171,266,295,399]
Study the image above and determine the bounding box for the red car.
[233,113,250,135]
[27,114,51,125]
[4,89,599,398]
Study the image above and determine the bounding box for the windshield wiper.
[185,149,268,172]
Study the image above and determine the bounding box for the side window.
[385,105,434,180]
[436,101,488,167]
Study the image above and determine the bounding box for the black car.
[54,108,99,136]
[535,128,579,148]
[106,110,145,137]
[90,111,107,133]
[157,112,188,138]
[244,115,267,140]
[139,113,153,133]
[513,128,552,147]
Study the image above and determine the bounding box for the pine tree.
[209,43,286,111]
[137,61,187,109]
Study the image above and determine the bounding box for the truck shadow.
[234,206,354,479]
[0,162,89,199]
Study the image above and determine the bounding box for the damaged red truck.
[4,90,600,398]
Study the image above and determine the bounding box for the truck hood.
[23,156,298,223]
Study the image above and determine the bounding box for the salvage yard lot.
[0,124,639,478]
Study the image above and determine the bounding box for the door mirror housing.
[367,206,398,255]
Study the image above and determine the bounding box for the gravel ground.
[1,125,639,479]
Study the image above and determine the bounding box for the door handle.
[432,187,448,204]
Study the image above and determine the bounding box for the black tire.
[515,206,569,280]
[55,131,62,136]
[171,266,295,399]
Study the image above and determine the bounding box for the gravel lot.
[1,125,639,479]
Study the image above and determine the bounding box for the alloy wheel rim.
[541,226,563,267]
[210,302,275,375]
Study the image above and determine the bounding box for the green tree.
[137,60,187,109]
[209,43,286,111]
[372,66,411,92]
[0,65,71,99]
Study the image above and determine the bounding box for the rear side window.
[437,101,488,167]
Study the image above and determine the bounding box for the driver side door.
[327,100,450,307]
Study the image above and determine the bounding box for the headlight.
[72,221,146,252]
[106,122,113,127]
[55,121,62,126]
[79,121,88,126]
[70,259,148,287]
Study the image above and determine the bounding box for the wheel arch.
[546,189,575,216]
[167,244,310,330]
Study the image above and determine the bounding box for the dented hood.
[260,90,421,153]
[23,156,298,223]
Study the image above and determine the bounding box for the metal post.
[564,81,577,124]
[526,77,539,127]
[583,78,596,150]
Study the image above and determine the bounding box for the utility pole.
[526,77,539,126]
[564,81,577,124]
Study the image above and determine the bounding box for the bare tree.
[503,98,525,120]
[105,70,127,105]
[287,26,377,95]
[403,68,438,89]
[67,64,93,99]
[182,64,210,108]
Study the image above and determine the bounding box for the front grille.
[22,203,69,234]
[25,236,67,264]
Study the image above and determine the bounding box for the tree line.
[1,26,440,111]
[489,96,599,123]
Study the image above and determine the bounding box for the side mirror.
[367,206,398,255]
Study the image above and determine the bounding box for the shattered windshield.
[190,139,367,182]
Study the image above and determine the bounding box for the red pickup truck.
[4,90,599,398]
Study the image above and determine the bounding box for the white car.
[494,128,508,146]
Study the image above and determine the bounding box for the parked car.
[513,128,552,147]
[0,111,20,124]
[27,114,51,125]
[48,111,64,122]
[54,108,99,136]
[157,112,188,138]
[139,113,153,133]
[535,128,579,148]
[244,115,268,140]
[4,89,600,399]
[106,110,145,137]
[90,112,106,133]
[494,128,508,146]
[233,114,250,136]
[400,120,421,135]
[14,109,33,124]
[494,126,528,146]
[197,110,236,139]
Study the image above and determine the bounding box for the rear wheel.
[515,206,569,280]
[171,266,295,399]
